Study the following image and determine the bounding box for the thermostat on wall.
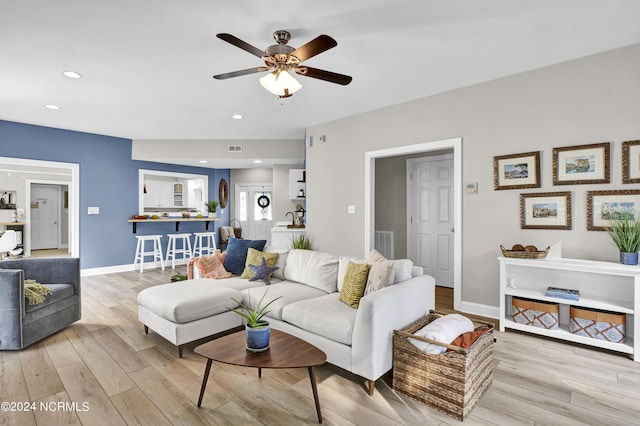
[465,183,478,194]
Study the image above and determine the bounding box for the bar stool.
[165,233,193,269]
[133,235,165,273]
[192,232,217,257]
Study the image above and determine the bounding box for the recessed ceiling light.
[44,104,61,110]
[253,160,262,164]
[199,160,207,164]
[62,71,83,79]
[232,114,243,120]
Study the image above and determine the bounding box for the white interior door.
[235,185,273,244]
[31,184,59,250]
[407,156,454,287]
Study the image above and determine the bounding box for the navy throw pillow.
[223,238,267,275]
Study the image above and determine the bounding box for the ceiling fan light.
[259,70,302,98]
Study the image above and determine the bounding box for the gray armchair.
[0,257,80,350]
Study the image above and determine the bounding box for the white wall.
[306,43,640,308]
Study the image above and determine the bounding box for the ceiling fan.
[213,30,352,98]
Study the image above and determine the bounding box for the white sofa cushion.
[242,281,328,321]
[137,279,241,324]
[282,293,357,346]
[264,246,289,280]
[283,249,339,293]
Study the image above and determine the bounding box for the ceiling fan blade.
[217,33,265,58]
[213,67,268,80]
[290,35,337,62]
[295,66,352,85]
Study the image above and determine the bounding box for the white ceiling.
[1,1,640,148]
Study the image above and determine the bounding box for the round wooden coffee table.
[195,329,327,423]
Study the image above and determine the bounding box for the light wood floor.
[2,268,640,425]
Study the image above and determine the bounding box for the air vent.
[227,145,243,152]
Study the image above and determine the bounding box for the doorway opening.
[364,137,462,310]
[0,156,79,258]
[29,182,70,257]
[235,184,273,244]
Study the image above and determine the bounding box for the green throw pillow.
[241,248,279,279]
[339,261,370,309]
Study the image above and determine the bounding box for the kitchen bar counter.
[127,217,221,233]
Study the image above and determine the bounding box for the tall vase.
[245,322,270,352]
[620,252,638,265]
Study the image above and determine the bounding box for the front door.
[30,184,59,250]
[407,156,454,287]
[235,185,273,244]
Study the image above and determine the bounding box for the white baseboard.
[81,259,189,277]
[457,300,499,319]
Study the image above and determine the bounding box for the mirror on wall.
[139,169,208,214]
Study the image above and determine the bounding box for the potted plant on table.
[606,211,640,265]
[205,200,219,218]
[227,289,282,352]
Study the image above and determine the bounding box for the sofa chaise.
[137,248,435,394]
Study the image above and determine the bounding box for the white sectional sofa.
[137,248,435,394]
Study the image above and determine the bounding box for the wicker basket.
[392,310,495,421]
[500,245,550,259]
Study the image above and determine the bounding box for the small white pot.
[208,212,217,218]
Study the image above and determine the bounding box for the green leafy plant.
[205,200,219,213]
[227,289,282,328]
[170,273,188,282]
[607,212,640,253]
[291,234,311,250]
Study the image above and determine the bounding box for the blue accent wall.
[0,120,230,269]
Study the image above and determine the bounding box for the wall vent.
[227,145,243,152]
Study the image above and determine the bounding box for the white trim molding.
[364,137,463,311]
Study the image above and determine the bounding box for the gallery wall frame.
[520,191,572,230]
[493,151,541,190]
[622,140,640,184]
[586,189,640,231]
[553,142,610,185]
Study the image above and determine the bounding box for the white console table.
[499,256,639,361]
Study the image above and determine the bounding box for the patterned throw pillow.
[339,261,370,309]
[223,238,267,275]
[241,248,279,279]
[364,259,393,296]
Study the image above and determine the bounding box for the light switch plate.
[88,207,99,215]
[347,205,355,214]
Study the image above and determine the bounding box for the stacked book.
[545,286,580,301]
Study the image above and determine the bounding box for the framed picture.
[622,140,640,184]
[520,192,572,230]
[553,142,610,185]
[587,190,640,231]
[493,151,541,190]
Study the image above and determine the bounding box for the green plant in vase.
[205,200,219,218]
[291,234,311,250]
[606,211,640,265]
[227,289,282,352]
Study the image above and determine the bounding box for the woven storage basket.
[569,306,626,343]
[392,310,495,421]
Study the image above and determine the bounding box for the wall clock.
[218,179,229,208]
